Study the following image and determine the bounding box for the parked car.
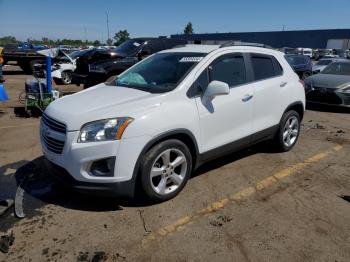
[312,58,346,74]
[71,48,117,85]
[305,60,350,107]
[51,49,91,85]
[297,48,312,58]
[78,38,187,88]
[41,44,305,202]
[285,54,313,79]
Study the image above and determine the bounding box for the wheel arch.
[283,101,305,121]
[130,129,200,195]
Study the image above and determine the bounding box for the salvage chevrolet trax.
[41,44,305,202]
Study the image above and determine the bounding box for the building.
[171,29,350,49]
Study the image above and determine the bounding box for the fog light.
[90,157,115,177]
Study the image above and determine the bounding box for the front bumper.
[45,160,135,197]
[305,86,350,106]
[40,121,151,196]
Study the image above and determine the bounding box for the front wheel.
[60,71,73,85]
[140,139,192,202]
[274,110,301,152]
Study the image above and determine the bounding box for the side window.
[210,55,246,87]
[251,56,276,81]
[272,57,283,76]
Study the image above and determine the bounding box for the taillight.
[299,79,305,88]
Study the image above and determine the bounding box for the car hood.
[305,74,350,88]
[45,83,162,131]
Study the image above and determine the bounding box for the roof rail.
[220,41,273,49]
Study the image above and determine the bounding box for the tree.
[113,30,130,46]
[93,40,101,46]
[184,22,194,34]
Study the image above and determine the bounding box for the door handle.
[280,82,288,87]
[242,94,253,102]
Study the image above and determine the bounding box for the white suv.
[41,44,305,202]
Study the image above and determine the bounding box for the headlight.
[89,64,106,73]
[78,117,133,143]
[336,83,350,94]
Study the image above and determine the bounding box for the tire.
[302,71,311,80]
[274,110,301,152]
[140,139,193,202]
[60,71,73,85]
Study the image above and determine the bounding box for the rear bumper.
[45,159,135,197]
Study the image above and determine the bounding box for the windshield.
[316,60,332,66]
[321,62,350,75]
[114,52,205,93]
[113,39,145,56]
[285,56,306,65]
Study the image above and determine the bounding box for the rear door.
[246,53,287,134]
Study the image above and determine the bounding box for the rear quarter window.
[251,55,282,81]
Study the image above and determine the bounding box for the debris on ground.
[339,195,350,203]
[336,130,346,134]
[14,177,29,218]
[77,251,113,262]
[209,215,233,227]
[0,199,14,216]
[314,123,325,130]
[0,231,15,253]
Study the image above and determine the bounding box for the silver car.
[312,58,345,74]
[305,60,350,107]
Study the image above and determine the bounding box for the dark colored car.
[71,48,116,85]
[304,60,350,107]
[75,38,187,88]
[285,54,313,80]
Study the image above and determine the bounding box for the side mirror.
[202,80,230,104]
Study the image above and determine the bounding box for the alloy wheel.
[283,116,299,147]
[150,148,187,195]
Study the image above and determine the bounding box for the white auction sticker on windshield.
[179,57,204,63]
[133,42,141,47]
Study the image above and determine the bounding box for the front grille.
[42,133,65,154]
[41,113,66,134]
[306,87,343,105]
[41,114,66,154]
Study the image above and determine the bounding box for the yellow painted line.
[0,123,39,130]
[143,144,342,245]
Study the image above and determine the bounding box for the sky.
[0,0,349,42]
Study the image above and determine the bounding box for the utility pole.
[282,25,285,31]
[105,11,110,42]
[84,26,87,44]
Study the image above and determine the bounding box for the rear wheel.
[140,139,192,202]
[274,110,301,152]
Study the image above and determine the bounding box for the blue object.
[0,84,9,101]
[25,79,47,93]
[46,56,52,94]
